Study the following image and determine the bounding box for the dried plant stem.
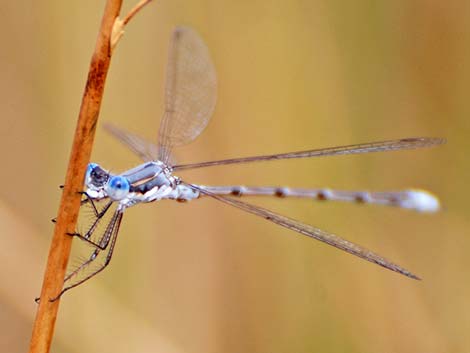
[29,1,152,352]
[123,0,153,25]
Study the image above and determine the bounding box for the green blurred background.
[1,1,468,352]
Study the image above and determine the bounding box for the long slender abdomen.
[196,185,440,213]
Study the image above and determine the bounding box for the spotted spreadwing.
[56,26,444,299]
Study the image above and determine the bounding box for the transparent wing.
[103,124,444,168]
[158,26,217,165]
[173,137,445,170]
[104,122,158,161]
[191,184,420,279]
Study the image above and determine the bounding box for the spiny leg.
[67,200,114,249]
[79,191,107,217]
[50,209,124,301]
[62,208,119,286]
[52,190,97,223]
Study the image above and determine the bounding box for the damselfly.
[60,26,444,299]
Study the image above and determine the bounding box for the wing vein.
[190,183,420,280]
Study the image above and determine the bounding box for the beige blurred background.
[1,1,468,352]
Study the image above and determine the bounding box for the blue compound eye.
[105,176,130,200]
[85,163,99,183]
[85,163,110,189]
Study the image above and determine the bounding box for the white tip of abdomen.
[403,189,441,213]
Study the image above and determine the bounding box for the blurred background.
[1,1,468,352]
